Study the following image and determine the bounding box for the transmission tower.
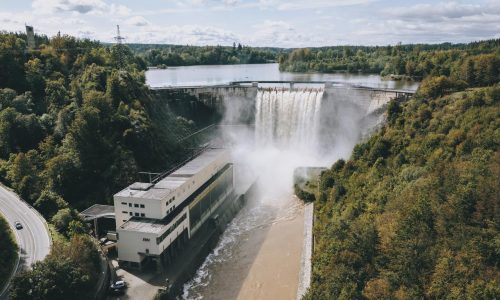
[114,25,125,44]
[113,25,126,68]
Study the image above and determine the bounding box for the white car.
[110,280,126,290]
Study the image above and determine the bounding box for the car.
[110,280,126,290]
[14,221,23,230]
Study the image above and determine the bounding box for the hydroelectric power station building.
[113,148,234,269]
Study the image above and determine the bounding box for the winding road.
[0,185,51,300]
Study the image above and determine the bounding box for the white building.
[113,148,234,268]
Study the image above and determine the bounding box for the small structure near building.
[80,204,116,237]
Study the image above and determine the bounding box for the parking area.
[107,260,162,300]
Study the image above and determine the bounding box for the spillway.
[255,87,324,151]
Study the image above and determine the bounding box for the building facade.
[113,148,234,268]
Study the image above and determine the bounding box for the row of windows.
[122,211,145,217]
[121,202,145,208]
[166,196,175,206]
[166,205,176,215]
[156,213,187,245]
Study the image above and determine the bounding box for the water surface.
[146,63,419,90]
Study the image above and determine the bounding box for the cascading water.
[255,87,324,152]
[183,85,328,300]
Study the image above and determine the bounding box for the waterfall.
[255,86,324,151]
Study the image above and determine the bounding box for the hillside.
[0,32,202,300]
[0,33,196,210]
[0,215,17,290]
[127,43,284,67]
[306,84,500,299]
[278,39,500,78]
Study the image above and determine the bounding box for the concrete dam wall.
[150,83,413,127]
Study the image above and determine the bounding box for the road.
[0,185,51,300]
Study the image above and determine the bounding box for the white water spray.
[255,87,324,152]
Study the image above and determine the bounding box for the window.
[121,202,127,205]
[134,204,139,208]
[141,213,145,217]
[129,212,133,216]
[142,237,150,242]
[140,204,145,208]
[122,211,128,214]
[135,212,139,217]
[128,203,132,207]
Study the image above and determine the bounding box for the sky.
[1,0,499,47]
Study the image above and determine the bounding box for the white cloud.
[32,0,107,14]
[247,20,317,47]
[110,4,131,16]
[358,1,500,44]
[386,1,500,21]
[257,0,375,10]
[114,24,240,45]
[125,16,150,27]
[31,0,131,17]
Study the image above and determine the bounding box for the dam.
[150,81,413,128]
[145,79,415,299]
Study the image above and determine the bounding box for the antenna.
[114,25,125,44]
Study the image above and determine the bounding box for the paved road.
[0,185,51,300]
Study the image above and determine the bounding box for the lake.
[145,63,419,91]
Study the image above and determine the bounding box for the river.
[145,63,419,91]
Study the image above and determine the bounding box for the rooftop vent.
[129,182,154,191]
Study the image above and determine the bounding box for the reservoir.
[146,63,419,91]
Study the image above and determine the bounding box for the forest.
[0,215,17,289]
[304,42,500,299]
[278,40,500,79]
[128,43,283,67]
[0,32,198,299]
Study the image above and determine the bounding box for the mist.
[221,84,372,202]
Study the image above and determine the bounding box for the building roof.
[114,148,228,201]
[79,204,115,221]
[119,215,179,234]
[120,163,233,234]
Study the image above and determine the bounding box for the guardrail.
[149,81,416,95]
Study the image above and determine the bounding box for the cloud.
[247,20,318,47]
[256,0,375,10]
[125,16,150,27]
[31,0,131,16]
[110,4,131,16]
[115,25,240,45]
[351,1,500,45]
[386,1,500,22]
[32,0,107,14]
